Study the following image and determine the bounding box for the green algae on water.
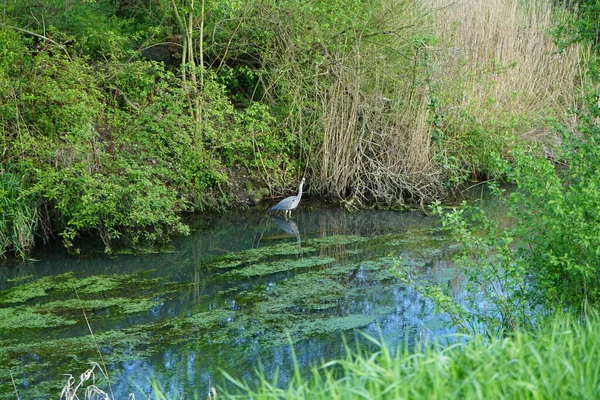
[206,235,373,272]
[0,272,164,306]
[0,307,77,331]
[227,256,336,277]
[206,242,316,270]
[40,297,159,315]
[0,270,179,399]
[0,219,459,398]
[305,235,369,247]
[0,271,177,342]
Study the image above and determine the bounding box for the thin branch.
[0,22,71,60]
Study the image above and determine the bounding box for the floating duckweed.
[305,235,369,247]
[0,270,175,347]
[75,275,124,294]
[0,275,62,304]
[271,273,346,306]
[207,242,316,270]
[0,272,163,305]
[0,326,152,397]
[185,309,238,330]
[206,258,250,270]
[0,307,77,331]
[40,297,158,315]
[227,256,336,277]
[298,313,382,335]
[0,216,459,397]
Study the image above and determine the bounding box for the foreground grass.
[222,313,600,400]
[60,313,600,399]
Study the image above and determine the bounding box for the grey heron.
[270,177,305,217]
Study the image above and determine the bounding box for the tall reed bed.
[429,0,589,180]
[266,0,444,207]
[268,0,588,205]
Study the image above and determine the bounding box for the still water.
[0,195,497,398]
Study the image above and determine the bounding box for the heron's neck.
[298,181,304,197]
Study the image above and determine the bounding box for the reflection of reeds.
[0,260,36,290]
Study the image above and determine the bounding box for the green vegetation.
[221,313,600,400]
[418,123,600,335]
[0,0,590,257]
[0,271,168,398]
[57,312,600,399]
[395,0,600,336]
[1,227,445,397]
[3,0,600,399]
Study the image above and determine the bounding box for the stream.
[0,188,501,398]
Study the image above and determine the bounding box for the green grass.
[57,312,600,399]
[220,312,600,400]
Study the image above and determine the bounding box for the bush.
[410,109,600,335]
[0,31,208,255]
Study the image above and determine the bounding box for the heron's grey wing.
[271,195,295,210]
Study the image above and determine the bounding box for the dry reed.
[309,1,443,207]
[261,0,586,206]
[59,362,113,400]
[429,0,588,138]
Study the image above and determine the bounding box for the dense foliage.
[402,0,600,332]
[0,0,592,256]
[0,0,297,255]
[423,121,600,334]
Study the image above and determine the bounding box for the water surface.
[0,199,487,398]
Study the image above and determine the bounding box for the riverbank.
[0,0,590,258]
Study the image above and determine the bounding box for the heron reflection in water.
[272,216,301,246]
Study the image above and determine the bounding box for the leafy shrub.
[410,110,600,335]
[0,32,213,255]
